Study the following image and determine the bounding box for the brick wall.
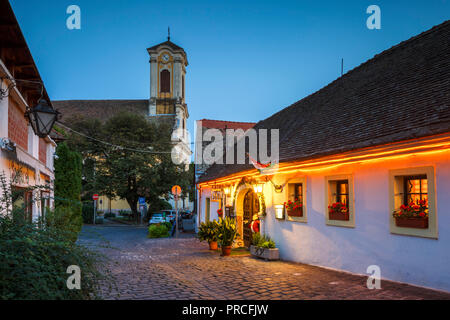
[8,97,28,150]
[39,138,46,166]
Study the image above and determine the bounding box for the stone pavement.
[79,224,450,300]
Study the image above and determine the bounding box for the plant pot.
[329,211,349,221]
[287,207,303,217]
[250,245,280,261]
[221,245,232,256]
[209,241,218,250]
[395,216,428,229]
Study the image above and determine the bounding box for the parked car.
[148,212,167,225]
[160,210,177,223]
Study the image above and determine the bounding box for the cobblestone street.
[79,224,450,300]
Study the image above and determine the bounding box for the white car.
[148,212,167,225]
[160,210,177,222]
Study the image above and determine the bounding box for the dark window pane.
[160,70,170,93]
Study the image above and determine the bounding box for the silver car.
[148,212,167,225]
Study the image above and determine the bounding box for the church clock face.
[162,54,170,62]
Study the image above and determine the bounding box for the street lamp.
[25,99,59,138]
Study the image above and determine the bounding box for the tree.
[53,142,83,238]
[66,112,192,220]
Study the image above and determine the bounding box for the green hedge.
[147,224,170,238]
[82,203,94,224]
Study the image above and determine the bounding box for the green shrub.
[147,224,170,238]
[54,143,82,235]
[45,205,83,242]
[162,221,173,231]
[104,212,116,218]
[217,217,239,247]
[82,203,95,224]
[197,220,219,243]
[252,232,276,248]
[0,215,114,300]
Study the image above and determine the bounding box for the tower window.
[160,69,170,93]
[182,75,185,99]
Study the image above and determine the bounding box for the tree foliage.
[66,112,193,218]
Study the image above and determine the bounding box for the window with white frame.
[389,166,437,239]
[286,177,307,223]
[325,174,355,228]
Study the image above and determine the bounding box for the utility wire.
[58,122,174,154]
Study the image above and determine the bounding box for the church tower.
[147,31,191,165]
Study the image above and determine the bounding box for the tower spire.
[168,26,170,41]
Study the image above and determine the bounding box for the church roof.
[197,20,450,183]
[198,119,256,131]
[147,40,186,53]
[147,39,188,64]
[52,100,149,124]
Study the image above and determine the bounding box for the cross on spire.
[168,27,170,41]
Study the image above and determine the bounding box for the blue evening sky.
[9,0,450,137]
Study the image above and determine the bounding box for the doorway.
[243,190,259,247]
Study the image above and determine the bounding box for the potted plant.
[250,232,279,261]
[284,198,303,217]
[328,202,349,221]
[393,199,429,229]
[197,220,220,250]
[217,217,239,256]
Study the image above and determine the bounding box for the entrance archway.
[243,190,259,247]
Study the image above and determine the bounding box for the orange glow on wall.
[197,134,450,187]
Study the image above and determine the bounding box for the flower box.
[287,207,303,217]
[250,245,279,261]
[395,216,428,229]
[329,211,349,221]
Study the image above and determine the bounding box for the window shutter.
[160,70,170,93]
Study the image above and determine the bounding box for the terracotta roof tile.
[52,100,149,124]
[197,119,256,131]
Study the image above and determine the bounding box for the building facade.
[197,21,450,291]
[0,0,56,221]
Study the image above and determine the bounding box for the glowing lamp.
[274,205,285,220]
[224,187,230,195]
[253,183,263,194]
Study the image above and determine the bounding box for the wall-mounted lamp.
[224,187,231,196]
[25,99,60,138]
[253,183,263,194]
[274,204,285,220]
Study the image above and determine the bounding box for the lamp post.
[25,99,59,138]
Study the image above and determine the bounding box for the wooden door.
[243,190,258,247]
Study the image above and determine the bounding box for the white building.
[196,21,450,291]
